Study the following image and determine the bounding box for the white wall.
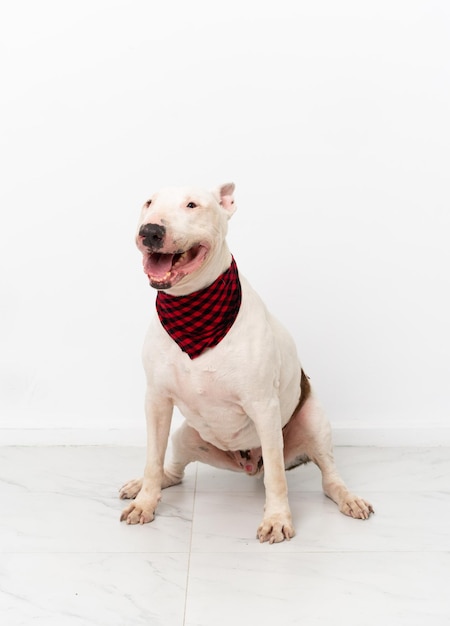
[1,0,449,444]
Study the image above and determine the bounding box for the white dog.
[120,183,374,543]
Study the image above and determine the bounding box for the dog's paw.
[120,499,157,525]
[257,514,296,544]
[339,494,374,520]
[119,478,143,500]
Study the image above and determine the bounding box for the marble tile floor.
[0,445,449,625]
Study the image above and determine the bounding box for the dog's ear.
[214,182,236,219]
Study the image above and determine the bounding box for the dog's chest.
[145,275,301,450]
[163,356,259,450]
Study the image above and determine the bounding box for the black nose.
[139,223,166,249]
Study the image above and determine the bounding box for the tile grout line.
[182,462,198,626]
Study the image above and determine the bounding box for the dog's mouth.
[143,244,209,289]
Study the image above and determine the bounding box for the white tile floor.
[0,446,449,625]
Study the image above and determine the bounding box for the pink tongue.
[145,253,174,277]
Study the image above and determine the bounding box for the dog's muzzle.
[139,223,166,250]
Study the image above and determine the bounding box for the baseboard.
[331,426,450,447]
[0,428,145,446]
[1,425,449,447]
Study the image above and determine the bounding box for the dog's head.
[136,183,236,294]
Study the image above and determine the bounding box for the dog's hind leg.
[119,421,242,500]
[283,388,374,520]
[119,473,178,499]
[164,421,245,481]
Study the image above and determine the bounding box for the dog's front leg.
[249,400,295,544]
[120,391,173,525]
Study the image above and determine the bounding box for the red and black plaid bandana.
[156,257,242,359]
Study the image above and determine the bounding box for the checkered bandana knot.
[156,257,242,359]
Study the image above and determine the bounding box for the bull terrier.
[120,183,374,543]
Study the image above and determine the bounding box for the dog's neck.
[156,255,242,359]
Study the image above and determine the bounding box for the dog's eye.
[144,199,152,208]
[186,202,197,209]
